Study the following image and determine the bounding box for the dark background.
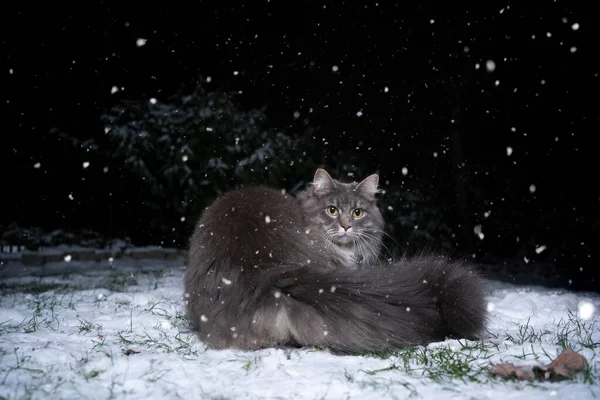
[2,3,598,290]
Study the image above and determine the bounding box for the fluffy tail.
[269,255,487,353]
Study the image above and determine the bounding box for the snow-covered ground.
[1,252,599,399]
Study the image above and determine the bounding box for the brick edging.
[0,247,187,266]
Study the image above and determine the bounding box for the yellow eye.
[352,208,364,218]
[326,206,339,216]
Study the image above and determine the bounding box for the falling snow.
[473,225,484,240]
[578,301,594,320]
[529,184,537,193]
[535,245,547,254]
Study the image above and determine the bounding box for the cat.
[184,169,486,353]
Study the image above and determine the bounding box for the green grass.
[361,339,494,385]
[356,313,600,387]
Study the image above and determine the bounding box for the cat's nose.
[341,224,351,231]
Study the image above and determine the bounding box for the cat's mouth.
[332,231,354,245]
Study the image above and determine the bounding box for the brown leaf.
[533,348,588,381]
[489,363,535,382]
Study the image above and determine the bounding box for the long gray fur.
[184,169,486,353]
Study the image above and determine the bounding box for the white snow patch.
[1,251,599,400]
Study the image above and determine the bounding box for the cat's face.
[299,169,385,265]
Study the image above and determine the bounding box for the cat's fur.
[184,169,486,353]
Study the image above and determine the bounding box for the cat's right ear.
[313,169,335,194]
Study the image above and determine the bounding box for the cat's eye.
[352,208,364,219]
[326,206,339,216]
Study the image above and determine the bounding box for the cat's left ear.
[356,174,379,199]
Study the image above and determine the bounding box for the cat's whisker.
[357,234,382,263]
[324,229,337,249]
[371,229,402,249]
[358,231,393,259]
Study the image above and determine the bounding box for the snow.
[529,184,537,193]
[1,251,599,400]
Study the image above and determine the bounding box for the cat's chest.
[336,247,363,267]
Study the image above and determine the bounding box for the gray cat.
[184,169,486,353]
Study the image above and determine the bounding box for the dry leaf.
[533,348,588,381]
[490,349,588,383]
[489,363,535,382]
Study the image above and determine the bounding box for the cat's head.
[299,169,385,266]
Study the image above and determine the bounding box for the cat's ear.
[313,169,335,194]
[356,174,379,199]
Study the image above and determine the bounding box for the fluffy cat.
[184,169,486,353]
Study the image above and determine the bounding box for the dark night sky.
[2,2,598,286]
